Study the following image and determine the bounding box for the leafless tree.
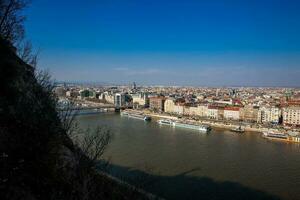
[64,126,112,200]
[58,99,79,137]
[35,69,55,92]
[0,0,28,44]
[17,40,40,67]
[72,126,112,167]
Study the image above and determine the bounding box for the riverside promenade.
[126,109,286,134]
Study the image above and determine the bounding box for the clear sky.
[24,0,300,87]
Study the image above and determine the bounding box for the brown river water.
[77,113,300,200]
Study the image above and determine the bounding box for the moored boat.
[158,119,210,132]
[120,111,129,116]
[157,119,173,125]
[120,111,151,121]
[172,121,211,132]
[262,131,288,140]
[230,126,245,133]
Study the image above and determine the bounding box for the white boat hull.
[158,119,210,132]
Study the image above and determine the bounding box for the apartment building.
[283,106,300,127]
[149,96,166,112]
[224,107,240,120]
[257,106,281,124]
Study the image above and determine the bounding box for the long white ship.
[262,131,288,140]
[157,119,173,125]
[158,119,211,132]
[121,111,151,121]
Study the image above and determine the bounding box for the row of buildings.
[148,96,300,127]
[54,84,300,128]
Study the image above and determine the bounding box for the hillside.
[0,38,149,200]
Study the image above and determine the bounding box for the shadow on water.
[103,163,281,200]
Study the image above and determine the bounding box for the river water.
[77,113,300,200]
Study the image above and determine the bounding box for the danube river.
[77,113,300,200]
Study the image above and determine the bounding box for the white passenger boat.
[157,119,173,125]
[230,126,245,133]
[262,131,288,140]
[158,119,211,132]
[121,111,151,121]
[120,111,129,116]
[173,121,211,132]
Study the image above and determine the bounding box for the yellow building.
[165,99,208,117]
[283,106,300,127]
[240,105,259,122]
[164,98,176,113]
[164,98,185,115]
[257,106,281,124]
[149,96,166,112]
[132,93,149,108]
[207,105,219,119]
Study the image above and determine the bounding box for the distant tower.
[216,89,220,97]
[133,82,137,90]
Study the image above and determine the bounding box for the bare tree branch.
[17,40,40,67]
[0,0,28,45]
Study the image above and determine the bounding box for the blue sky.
[24,0,300,86]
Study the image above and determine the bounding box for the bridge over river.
[58,105,129,115]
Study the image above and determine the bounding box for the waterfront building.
[184,105,198,116]
[173,103,184,115]
[98,93,105,100]
[218,107,225,120]
[165,98,198,116]
[102,92,115,104]
[149,96,166,112]
[207,105,219,119]
[164,98,176,113]
[240,105,259,122]
[283,106,300,127]
[131,92,149,108]
[224,107,240,120]
[257,106,281,124]
[197,104,209,118]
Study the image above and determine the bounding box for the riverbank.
[128,109,263,133]
[121,109,300,143]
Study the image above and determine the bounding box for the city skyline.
[3,1,300,199]
[24,0,300,86]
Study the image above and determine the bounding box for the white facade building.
[257,106,281,124]
[132,93,149,108]
[283,106,300,126]
[224,107,240,120]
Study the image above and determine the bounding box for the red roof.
[224,107,240,111]
[233,99,243,105]
[208,105,219,109]
[287,100,300,106]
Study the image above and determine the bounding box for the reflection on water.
[77,113,300,200]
